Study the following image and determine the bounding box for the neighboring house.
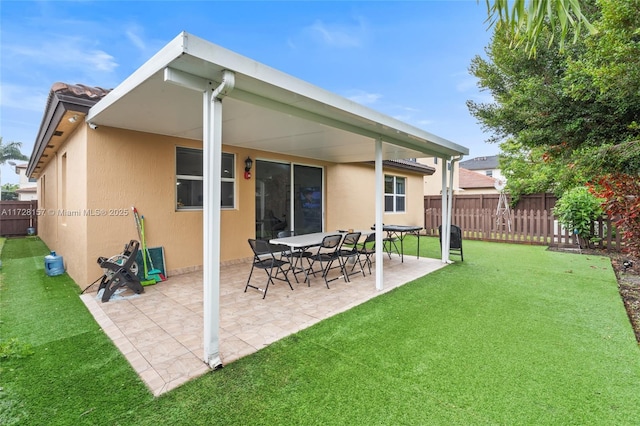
[27,32,468,367]
[458,167,499,194]
[12,163,38,201]
[421,154,505,197]
[418,157,462,196]
[459,155,505,182]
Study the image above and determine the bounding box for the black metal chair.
[438,224,464,261]
[354,232,376,275]
[373,223,399,259]
[306,234,343,288]
[336,232,364,280]
[245,239,294,298]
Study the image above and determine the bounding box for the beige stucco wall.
[36,125,89,285]
[37,124,431,288]
[418,157,461,196]
[326,163,426,232]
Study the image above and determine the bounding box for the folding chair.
[245,239,294,298]
[438,224,464,261]
[337,232,364,280]
[306,234,343,288]
[354,232,376,275]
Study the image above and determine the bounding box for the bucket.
[27,227,36,236]
[45,251,65,276]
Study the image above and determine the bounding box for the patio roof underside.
[88,33,468,163]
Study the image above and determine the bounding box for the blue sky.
[0,0,496,185]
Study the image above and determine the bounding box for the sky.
[0,0,497,185]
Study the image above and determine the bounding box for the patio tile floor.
[80,254,446,396]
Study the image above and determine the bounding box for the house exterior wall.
[37,125,430,288]
[36,125,90,285]
[326,163,426,231]
[418,157,461,196]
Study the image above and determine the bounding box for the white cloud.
[0,83,48,112]
[345,90,382,105]
[7,36,118,73]
[305,17,368,48]
[126,27,146,52]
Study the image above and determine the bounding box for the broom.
[132,207,157,286]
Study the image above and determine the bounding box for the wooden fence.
[424,192,557,212]
[424,208,622,251]
[0,200,38,237]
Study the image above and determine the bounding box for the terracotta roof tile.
[459,167,498,189]
[51,82,111,100]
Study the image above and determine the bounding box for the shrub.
[589,173,640,259]
[553,186,604,247]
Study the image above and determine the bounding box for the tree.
[469,0,639,199]
[0,137,29,191]
[485,0,597,55]
[475,0,640,256]
[0,137,29,166]
[1,183,19,201]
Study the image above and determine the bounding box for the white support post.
[202,88,222,369]
[440,158,450,262]
[374,138,384,291]
[447,157,455,258]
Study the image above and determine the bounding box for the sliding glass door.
[292,165,323,235]
[255,160,323,239]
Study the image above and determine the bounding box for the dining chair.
[354,232,376,275]
[336,232,364,280]
[306,234,343,288]
[245,239,294,298]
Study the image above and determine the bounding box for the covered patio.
[80,253,445,396]
[83,31,468,372]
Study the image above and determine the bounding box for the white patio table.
[270,231,371,283]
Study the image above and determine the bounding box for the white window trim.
[384,174,406,213]
[176,147,236,211]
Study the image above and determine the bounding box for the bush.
[590,173,640,259]
[553,186,604,247]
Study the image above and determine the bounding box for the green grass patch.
[0,237,151,425]
[2,237,640,425]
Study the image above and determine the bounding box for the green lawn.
[1,236,639,425]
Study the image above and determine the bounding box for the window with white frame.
[384,175,406,213]
[176,147,235,210]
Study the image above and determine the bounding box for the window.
[176,147,235,210]
[485,170,493,177]
[384,175,406,213]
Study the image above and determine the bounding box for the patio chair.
[337,232,365,280]
[373,223,400,259]
[438,224,464,261]
[245,239,294,298]
[306,234,343,288]
[354,232,376,275]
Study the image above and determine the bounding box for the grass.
[1,236,640,425]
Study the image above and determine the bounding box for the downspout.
[440,157,449,263]
[203,70,235,369]
[444,155,463,263]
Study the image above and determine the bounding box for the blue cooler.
[45,251,65,276]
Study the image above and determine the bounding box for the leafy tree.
[1,183,19,201]
[485,0,596,55]
[0,137,29,166]
[469,0,639,200]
